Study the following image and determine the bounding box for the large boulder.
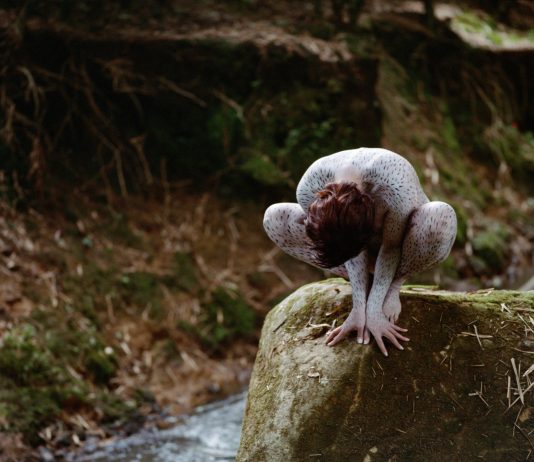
[238,279,534,461]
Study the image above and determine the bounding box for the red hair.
[305,182,374,268]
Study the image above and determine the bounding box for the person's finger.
[392,324,408,332]
[385,330,404,350]
[374,335,388,356]
[327,328,347,346]
[363,328,370,344]
[394,332,410,342]
[325,326,342,344]
[356,325,366,344]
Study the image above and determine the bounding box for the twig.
[469,391,490,408]
[512,358,525,405]
[505,380,534,413]
[459,331,492,339]
[159,77,207,107]
[474,325,483,349]
[501,303,512,314]
[114,150,128,197]
[508,375,512,408]
[515,424,534,453]
[523,364,534,378]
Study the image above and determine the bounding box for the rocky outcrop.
[238,279,534,461]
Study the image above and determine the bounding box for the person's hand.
[326,309,369,346]
[366,315,409,356]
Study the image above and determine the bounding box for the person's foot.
[382,290,402,323]
[382,282,403,323]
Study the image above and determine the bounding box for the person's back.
[296,148,428,215]
[263,147,457,356]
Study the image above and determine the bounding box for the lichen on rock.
[238,279,534,461]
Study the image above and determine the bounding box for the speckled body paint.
[263,148,457,355]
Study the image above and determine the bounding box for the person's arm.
[364,212,409,356]
[326,250,369,346]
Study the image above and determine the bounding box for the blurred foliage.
[172,251,201,293]
[201,287,256,347]
[179,286,257,351]
[0,20,380,202]
[453,10,534,45]
[470,221,512,274]
[0,216,207,444]
[0,321,121,444]
[484,123,534,180]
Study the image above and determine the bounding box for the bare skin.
[263,148,457,356]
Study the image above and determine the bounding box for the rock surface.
[238,279,534,461]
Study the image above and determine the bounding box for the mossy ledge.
[238,279,534,461]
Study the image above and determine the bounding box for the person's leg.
[382,201,457,322]
[263,203,348,278]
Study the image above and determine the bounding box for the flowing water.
[69,392,246,462]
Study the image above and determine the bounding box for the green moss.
[453,10,534,47]
[454,11,498,36]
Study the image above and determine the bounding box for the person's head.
[305,182,374,268]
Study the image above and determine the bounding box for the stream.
[69,392,246,462]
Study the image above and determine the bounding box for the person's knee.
[426,201,457,260]
[263,203,285,234]
[419,202,457,233]
[263,203,299,243]
[432,202,457,238]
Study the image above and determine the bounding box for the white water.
[70,392,246,462]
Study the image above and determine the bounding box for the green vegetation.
[201,287,256,348]
[179,287,257,351]
[485,124,534,181]
[120,271,165,319]
[172,251,201,293]
[0,323,112,444]
[470,221,511,273]
[453,10,534,46]
[106,214,144,249]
